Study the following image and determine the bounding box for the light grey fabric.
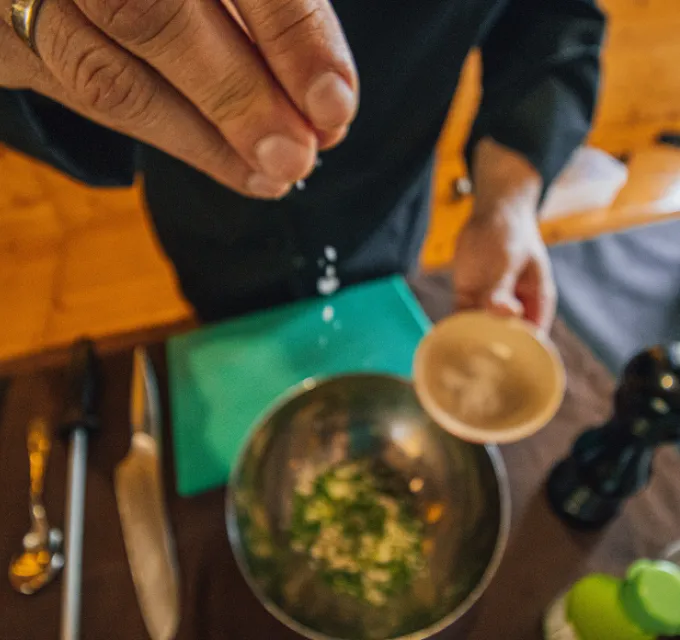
[548,219,680,375]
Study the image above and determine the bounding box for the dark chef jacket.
[0,0,605,321]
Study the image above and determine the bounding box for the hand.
[452,138,557,333]
[453,205,556,333]
[0,0,358,198]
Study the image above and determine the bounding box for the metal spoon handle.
[28,417,50,494]
[27,417,50,542]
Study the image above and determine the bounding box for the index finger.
[232,0,359,133]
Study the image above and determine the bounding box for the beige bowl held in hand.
[413,311,566,444]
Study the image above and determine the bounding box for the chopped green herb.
[290,461,424,606]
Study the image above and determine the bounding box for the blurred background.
[1,0,679,373]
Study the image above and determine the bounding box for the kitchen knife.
[115,347,179,640]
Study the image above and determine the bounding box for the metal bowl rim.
[225,372,512,640]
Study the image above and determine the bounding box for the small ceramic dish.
[413,311,566,444]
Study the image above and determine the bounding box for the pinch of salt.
[317,275,340,296]
[322,305,335,322]
[324,246,337,262]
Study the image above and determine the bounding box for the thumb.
[485,271,524,318]
[456,269,524,318]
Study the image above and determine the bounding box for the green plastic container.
[545,560,680,640]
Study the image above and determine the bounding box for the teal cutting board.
[167,276,431,496]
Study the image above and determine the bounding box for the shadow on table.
[463,488,606,640]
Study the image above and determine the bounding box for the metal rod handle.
[60,430,88,640]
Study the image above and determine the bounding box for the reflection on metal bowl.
[227,374,511,640]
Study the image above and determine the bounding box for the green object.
[290,460,424,607]
[621,560,680,636]
[167,277,431,496]
[566,560,680,640]
[567,575,654,640]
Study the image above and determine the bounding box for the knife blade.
[115,347,179,640]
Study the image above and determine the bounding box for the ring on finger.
[9,0,46,57]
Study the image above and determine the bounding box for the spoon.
[9,417,64,594]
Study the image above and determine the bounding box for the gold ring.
[10,0,46,57]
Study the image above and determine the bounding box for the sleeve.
[465,0,606,190]
[0,89,136,187]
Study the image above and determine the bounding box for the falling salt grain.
[318,336,329,348]
[294,158,322,192]
[317,263,340,296]
[316,247,340,296]
[317,274,340,296]
[324,246,337,263]
[322,305,335,323]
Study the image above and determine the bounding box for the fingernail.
[318,124,350,151]
[255,135,316,182]
[247,173,292,199]
[306,72,356,131]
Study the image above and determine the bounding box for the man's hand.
[0,0,358,198]
[453,138,557,333]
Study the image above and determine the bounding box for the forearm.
[467,0,605,192]
[471,137,542,219]
[454,137,556,331]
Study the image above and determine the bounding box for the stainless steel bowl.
[227,374,511,640]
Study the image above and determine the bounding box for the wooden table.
[1,277,678,640]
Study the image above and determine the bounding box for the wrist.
[470,190,539,226]
[471,137,542,221]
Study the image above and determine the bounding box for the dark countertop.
[1,275,679,639]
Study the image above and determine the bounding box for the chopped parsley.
[290,461,424,606]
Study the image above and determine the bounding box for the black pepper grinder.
[547,343,680,530]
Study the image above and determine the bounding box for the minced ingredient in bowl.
[290,461,424,606]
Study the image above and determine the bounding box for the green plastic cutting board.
[167,276,431,496]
